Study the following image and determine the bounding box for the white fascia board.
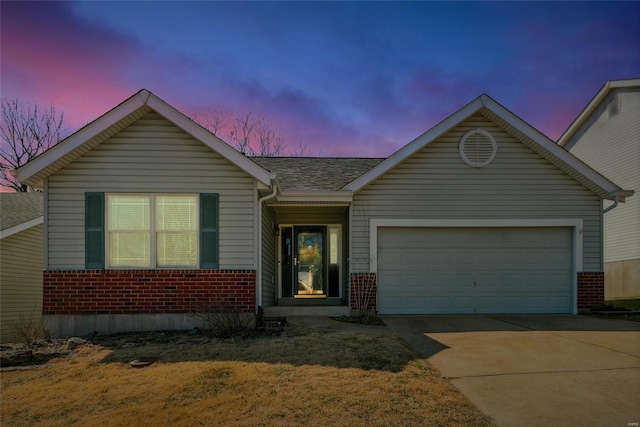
[17,91,149,184]
[145,95,272,187]
[558,79,640,147]
[343,97,484,191]
[17,89,273,189]
[0,216,43,240]
[483,97,625,199]
[275,191,353,203]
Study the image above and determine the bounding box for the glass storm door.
[281,226,327,298]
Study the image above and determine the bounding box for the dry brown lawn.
[1,324,493,426]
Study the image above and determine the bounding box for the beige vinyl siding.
[352,111,602,271]
[1,225,44,343]
[47,112,256,269]
[566,88,640,263]
[261,205,277,306]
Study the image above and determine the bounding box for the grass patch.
[1,324,493,426]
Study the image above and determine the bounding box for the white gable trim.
[481,97,630,200]
[0,216,43,240]
[144,93,271,185]
[17,92,147,184]
[558,79,640,147]
[344,94,630,201]
[343,97,485,191]
[17,89,272,187]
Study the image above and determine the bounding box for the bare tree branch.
[229,112,256,155]
[255,118,284,156]
[291,139,310,157]
[1,98,67,192]
[195,108,322,157]
[194,106,227,136]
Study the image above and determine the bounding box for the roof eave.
[614,189,635,203]
[482,96,628,200]
[18,90,149,187]
[144,94,271,187]
[17,89,273,188]
[558,79,640,147]
[275,191,353,203]
[0,216,44,240]
[343,96,486,192]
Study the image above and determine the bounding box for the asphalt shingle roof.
[250,157,384,191]
[0,193,43,231]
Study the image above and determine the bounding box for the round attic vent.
[459,128,497,168]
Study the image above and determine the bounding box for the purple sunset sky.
[1,1,638,157]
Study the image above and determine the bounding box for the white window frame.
[106,193,199,269]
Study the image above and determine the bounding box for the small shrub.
[190,297,255,338]
[11,313,50,345]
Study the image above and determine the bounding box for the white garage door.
[377,227,573,314]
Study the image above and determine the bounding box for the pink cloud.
[1,2,139,127]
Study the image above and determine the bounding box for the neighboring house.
[0,193,44,343]
[558,79,640,300]
[16,89,632,337]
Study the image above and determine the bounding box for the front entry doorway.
[281,226,340,298]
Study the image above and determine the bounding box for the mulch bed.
[331,315,386,326]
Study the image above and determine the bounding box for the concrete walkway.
[382,314,640,427]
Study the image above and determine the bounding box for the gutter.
[256,175,278,311]
[603,190,635,214]
[603,196,619,214]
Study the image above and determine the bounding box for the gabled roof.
[343,94,633,201]
[251,157,382,192]
[17,89,272,188]
[0,193,43,239]
[557,79,640,148]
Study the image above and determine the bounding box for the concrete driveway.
[382,314,640,427]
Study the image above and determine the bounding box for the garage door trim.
[369,219,583,314]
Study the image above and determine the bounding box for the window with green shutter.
[86,192,218,269]
[200,193,219,269]
[85,192,105,269]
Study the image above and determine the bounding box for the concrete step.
[263,306,351,317]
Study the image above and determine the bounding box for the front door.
[281,226,327,298]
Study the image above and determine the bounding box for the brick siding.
[43,270,256,315]
[350,273,377,312]
[577,272,605,309]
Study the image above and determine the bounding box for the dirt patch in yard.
[1,323,494,426]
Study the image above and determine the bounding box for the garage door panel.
[501,228,572,248]
[377,227,573,314]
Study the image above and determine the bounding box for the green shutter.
[85,192,105,269]
[200,193,219,269]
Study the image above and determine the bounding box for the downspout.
[256,175,278,311]
[602,195,619,214]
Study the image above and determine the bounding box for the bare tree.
[197,110,290,157]
[193,106,227,136]
[292,139,310,157]
[1,98,67,192]
[229,112,257,155]
[254,118,284,156]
